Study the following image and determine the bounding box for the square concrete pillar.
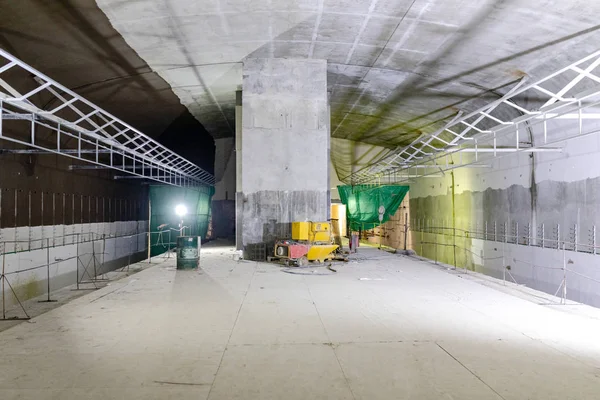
[239,58,329,254]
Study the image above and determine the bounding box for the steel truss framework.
[0,49,214,187]
[346,50,600,184]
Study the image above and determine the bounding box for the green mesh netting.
[149,185,214,256]
[337,185,409,231]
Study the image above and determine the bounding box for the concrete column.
[211,137,235,239]
[326,103,331,220]
[240,58,329,252]
[235,90,243,250]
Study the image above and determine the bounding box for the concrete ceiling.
[0,0,215,172]
[0,0,187,139]
[96,0,600,150]
[3,0,600,178]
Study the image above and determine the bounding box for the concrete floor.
[0,262,151,333]
[2,243,600,399]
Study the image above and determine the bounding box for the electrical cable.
[281,269,335,276]
[281,262,338,275]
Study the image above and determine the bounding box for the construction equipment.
[272,222,343,266]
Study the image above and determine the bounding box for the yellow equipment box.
[310,222,331,242]
[291,221,331,243]
[291,221,310,241]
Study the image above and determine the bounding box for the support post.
[62,193,66,246]
[92,237,97,280]
[39,238,56,303]
[494,221,497,242]
[485,221,488,241]
[14,189,18,251]
[420,227,423,256]
[542,223,545,248]
[168,230,172,258]
[562,242,567,304]
[123,235,132,273]
[147,198,151,264]
[2,252,4,319]
[403,213,408,251]
[101,235,106,279]
[593,225,597,255]
[502,242,506,286]
[451,171,457,269]
[28,191,31,250]
[76,234,80,290]
[0,251,30,320]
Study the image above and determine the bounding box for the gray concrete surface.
[235,90,244,250]
[212,137,236,239]
[0,221,147,307]
[1,243,600,399]
[0,0,185,140]
[409,116,600,307]
[5,1,600,184]
[213,138,236,202]
[0,1,188,216]
[240,58,329,249]
[0,256,153,333]
[96,0,600,167]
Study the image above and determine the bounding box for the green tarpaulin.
[149,185,214,256]
[337,185,409,231]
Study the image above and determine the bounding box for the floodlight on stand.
[175,204,188,236]
[175,204,188,217]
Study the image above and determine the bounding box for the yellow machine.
[292,221,331,242]
[272,221,339,266]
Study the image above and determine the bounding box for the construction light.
[175,204,188,217]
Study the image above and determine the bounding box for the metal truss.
[0,49,214,186]
[346,50,600,184]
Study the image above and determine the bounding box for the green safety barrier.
[337,185,409,232]
[149,185,214,256]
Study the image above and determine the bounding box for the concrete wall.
[239,58,329,250]
[330,160,344,202]
[211,200,235,239]
[235,90,243,249]
[409,116,600,307]
[0,146,148,230]
[213,138,236,201]
[212,137,236,239]
[1,220,147,307]
[330,137,391,198]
